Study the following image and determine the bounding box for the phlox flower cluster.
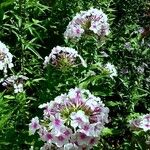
[43,46,87,69]
[130,114,150,132]
[0,75,28,93]
[0,41,13,74]
[105,63,117,79]
[64,8,110,39]
[29,88,109,150]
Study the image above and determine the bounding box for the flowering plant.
[130,114,150,132]
[0,75,28,93]
[43,46,87,71]
[29,87,109,149]
[0,41,13,74]
[104,63,117,79]
[64,8,110,39]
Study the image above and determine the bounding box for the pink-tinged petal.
[29,117,40,135]
[64,143,78,150]
[54,134,68,147]
[38,127,53,142]
[45,132,53,142]
[44,108,56,117]
[138,114,150,131]
[79,133,86,140]
[69,88,84,106]
[90,123,103,137]
[52,126,72,139]
[40,143,52,150]
[145,124,150,128]
[55,118,62,126]
[130,118,141,129]
[78,123,92,136]
[76,28,81,34]
[93,107,102,113]
[50,113,64,129]
[88,137,99,146]
[63,128,72,138]
[144,114,150,121]
[83,124,90,131]
[58,135,65,141]
[70,110,89,128]
[76,132,90,146]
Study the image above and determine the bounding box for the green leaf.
[107,101,122,107]
[79,75,104,88]
[0,8,4,22]
[0,112,12,129]
[0,0,15,8]
[4,95,15,100]
[32,78,46,82]
[102,128,113,136]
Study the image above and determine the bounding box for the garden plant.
[0,0,150,149]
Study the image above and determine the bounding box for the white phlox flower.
[29,88,109,149]
[29,117,40,135]
[0,41,14,74]
[64,8,110,39]
[130,114,150,131]
[43,46,87,69]
[0,75,28,93]
[105,62,117,78]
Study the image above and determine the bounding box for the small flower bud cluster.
[0,41,13,74]
[130,114,150,132]
[105,62,117,79]
[29,88,109,150]
[43,46,87,69]
[64,8,110,39]
[0,75,28,93]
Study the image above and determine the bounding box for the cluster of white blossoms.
[43,46,87,69]
[64,8,110,39]
[0,75,28,93]
[130,114,150,132]
[104,63,117,79]
[29,88,109,150]
[0,41,13,74]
